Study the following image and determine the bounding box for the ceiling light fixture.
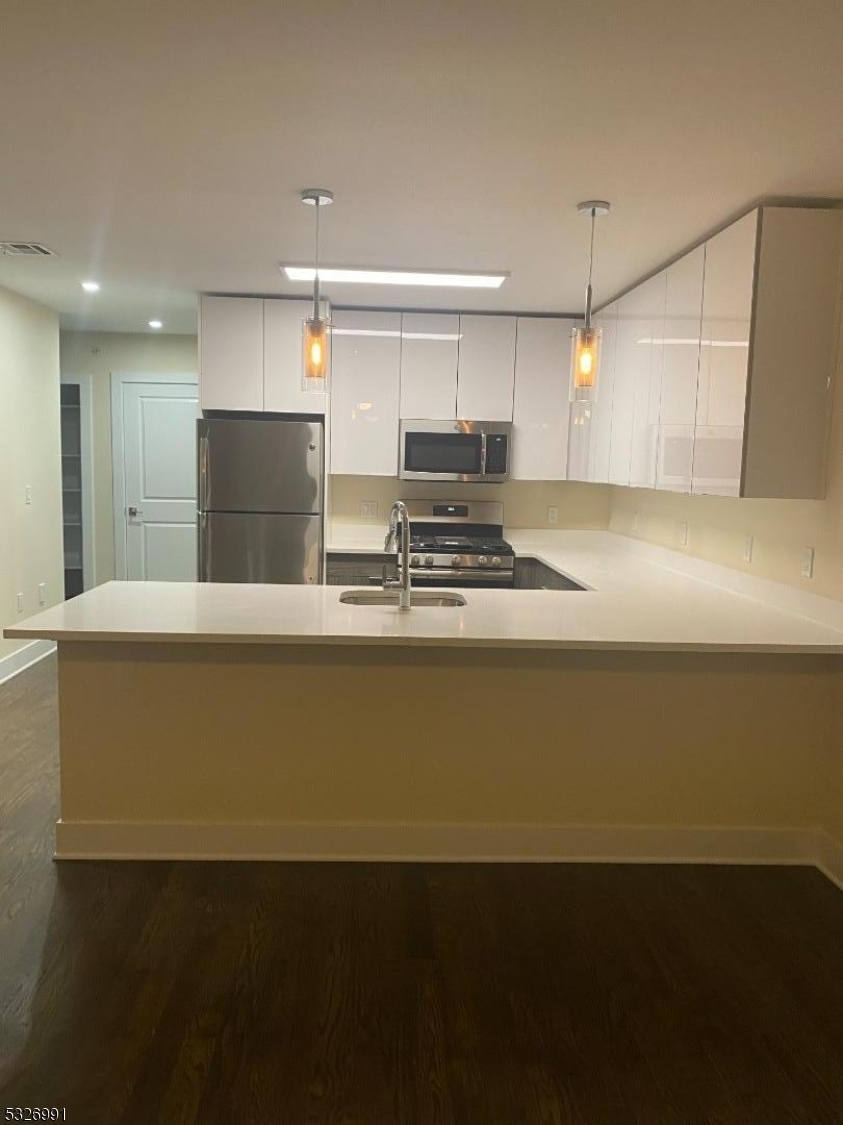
[283,265,507,289]
[148,319,163,329]
[81,280,100,292]
[570,201,610,403]
[300,188,333,392]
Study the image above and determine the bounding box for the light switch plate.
[801,547,814,579]
[680,522,690,548]
[743,534,753,564]
[38,582,46,605]
[547,506,558,525]
[25,485,33,505]
[359,501,378,519]
[16,592,24,613]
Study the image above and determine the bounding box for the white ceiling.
[1,0,842,335]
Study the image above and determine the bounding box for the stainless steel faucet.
[383,500,412,610]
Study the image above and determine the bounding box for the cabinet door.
[580,303,617,483]
[199,296,264,411]
[330,311,401,476]
[511,318,572,480]
[399,313,459,419]
[656,247,705,492]
[693,212,756,496]
[609,292,645,485]
[456,315,517,421]
[264,299,326,415]
[628,272,666,489]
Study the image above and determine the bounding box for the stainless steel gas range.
[399,500,515,589]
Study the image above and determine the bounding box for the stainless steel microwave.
[399,419,512,483]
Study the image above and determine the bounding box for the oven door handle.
[480,431,487,477]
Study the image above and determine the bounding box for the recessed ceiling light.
[148,319,163,329]
[282,266,508,289]
[81,280,100,292]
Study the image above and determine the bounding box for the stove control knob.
[491,556,502,568]
[424,555,435,567]
[477,555,489,566]
[451,555,463,567]
[410,555,420,567]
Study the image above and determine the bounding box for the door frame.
[60,372,96,590]
[111,372,199,580]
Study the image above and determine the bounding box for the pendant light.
[570,200,610,403]
[300,188,333,392]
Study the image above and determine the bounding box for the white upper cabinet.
[511,318,573,480]
[609,290,647,486]
[199,296,264,412]
[587,302,618,483]
[399,313,459,419]
[330,310,401,476]
[628,271,667,489]
[264,299,326,415]
[456,315,517,421]
[656,247,705,492]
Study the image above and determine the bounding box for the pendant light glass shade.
[302,313,330,391]
[569,325,601,403]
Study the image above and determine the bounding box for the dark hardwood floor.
[1,656,843,1123]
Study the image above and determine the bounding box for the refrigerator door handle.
[199,433,210,511]
[198,510,208,581]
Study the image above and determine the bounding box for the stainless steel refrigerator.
[197,417,324,584]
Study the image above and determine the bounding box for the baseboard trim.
[0,640,56,687]
[55,819,822,867]
[815,830,843,891]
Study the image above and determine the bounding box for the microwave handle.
[480,431,487,476]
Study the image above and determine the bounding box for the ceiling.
[1,0,842,335]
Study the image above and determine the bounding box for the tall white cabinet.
[329,310,402,476]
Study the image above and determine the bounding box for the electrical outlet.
[680,522,690,549]
[16,592,24,613]
[801,547,814,579]
[25,485,33,505]
[359,501,378,519]
[547,506,558,525]
[632,511,639,534]
[38,582,46,605]
[742,534,753,564]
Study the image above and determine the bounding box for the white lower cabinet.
[511,318,573,480]
[264,299,326,414]
[329,310,401,476]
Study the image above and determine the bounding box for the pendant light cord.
[585,206,596,330]
[313,200,321,318]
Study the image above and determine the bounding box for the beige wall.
[59,331,198,583]
[609,284,843,600]
[330,475,611,530]
[0,285,62,661]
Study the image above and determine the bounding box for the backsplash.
[329,476,611,530]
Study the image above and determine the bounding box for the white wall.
[60,331,198,583]
[0,285,62,661]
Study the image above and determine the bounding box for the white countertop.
[8,531,843,653]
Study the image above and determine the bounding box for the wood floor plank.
[1,656,842,1122]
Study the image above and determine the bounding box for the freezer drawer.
[198,417,323,514]
[198,512,322,584]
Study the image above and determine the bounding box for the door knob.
[128,505,143,518]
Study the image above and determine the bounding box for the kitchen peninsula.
[6,532,843,882]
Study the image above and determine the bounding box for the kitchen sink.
[339,590,467,608]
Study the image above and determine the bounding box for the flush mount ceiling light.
[570,201,610,404]
[282,265,507,289]
[148,319,163,329]
[81,280,100,292]
[300,187,333,393]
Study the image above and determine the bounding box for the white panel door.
[587,302,618,482]
[656,246,705,492]
[121,382,199,580]
[512,317,573,480]
[264,298,327,414]
[629,272,666,488]
[399,313,459,419]
[456,315,517,421]
[199,296,264,411]
[330,310,402,475]
[694,212,756,495]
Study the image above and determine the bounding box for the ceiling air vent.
[0,241,57,257]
